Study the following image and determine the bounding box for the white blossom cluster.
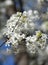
[4,10,40,35]
[3,10,48,56]
[26,31,47,55]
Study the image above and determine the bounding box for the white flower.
[27,10,33,16]
[23,11,27,16]
[16,12,22,16]
[16,34,25,41]
[30,35,37,42]
[41,21,48,32]
[33,10,39,15]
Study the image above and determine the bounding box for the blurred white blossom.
[41,21,48,32]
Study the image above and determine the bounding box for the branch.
[0,36,9,48]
